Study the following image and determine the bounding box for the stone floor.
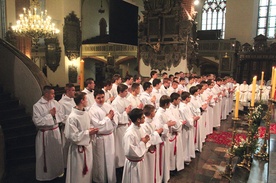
[1,112,270,183]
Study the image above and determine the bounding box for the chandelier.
[11,0,59,44]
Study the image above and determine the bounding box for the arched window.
[257,0,276,38]
[201,0,226,38]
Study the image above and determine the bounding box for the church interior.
[0,0,276,182]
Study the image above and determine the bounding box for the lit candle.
[260,71,264,89]
[271,68,276,98]
[234,90,240,118]
[80,60,85,90]
[251,76,257,107]
[271,67,274,86]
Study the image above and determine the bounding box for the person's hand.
[182,121,187,125]
[89,128,99,135]
[138,103,144,109]
[151,95,156,103]
[141,135,150,144]
[107,110,114,120]
[167,120,176,127]
[193,116,200,121]
[109,96,115,102]
[50,107,56,117]
[156,128,163,134]
[125,105,132,114]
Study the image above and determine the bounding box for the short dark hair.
[84,78,94,87]
[181,91,190,100]
[133,75,141,82]
[43,85,54,95]
[152,78,161,87]
[143,104,155,116]
[159,95,171,107]
[150,71,158,77]
[128,108,143,123]
[94,88,105,98]
[189,86,198,95]
[162,72,168,77]
[179,77,185,82]
[125,74,133,81]
[74,91,86,105]
[196,84,203,90]
[117,84,128,94]
[112,74,121,83]
[131,83,140,91]
[170,92,180,102]
[103,79,112,87]
[143,82,152,91]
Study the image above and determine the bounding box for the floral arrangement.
[231,133,259,159]
[251,104,265,125]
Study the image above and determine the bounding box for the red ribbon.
[159,142,164,176]
[194,120,198,144]
[78,146,88,175]
[169,133,178,155]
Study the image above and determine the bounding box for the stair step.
[6,144,35,159]
[6,155,36,166]
[0,106,26,120]
[0,114,32,128]
[0,99,19,109]
[5,133,36,151]
[3,122,36,139]
[0,93,11,101]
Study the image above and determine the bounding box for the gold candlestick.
[259,88,263,101]
[254,100,272,161]
[222,117,240,180]
[237,106,254,171]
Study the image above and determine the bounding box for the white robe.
[160,85,169,96]
[121,123,150,183]
[212,84,222,127]
[59,94,76,168]
[179,102,195,162]
[140,117,163,183]
[139,91,154,106]
[112,95,131,168]
[239,84,249,102]
[127,93,142,109]
[151,88,162,109]
[82,88,95,110]
[64,108,93,183]
[110,83,118,98]
[167,104,184,171]
[89,102,118,183]
[32,97,64,181]
[153,107,171,183]
[102,88,113,104]
[189,95,203,152]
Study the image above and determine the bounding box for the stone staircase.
[0,86,36,166]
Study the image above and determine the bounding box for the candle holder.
[254,100,272,161]
[222,117,240,180]
[259,88,263,101]
[237,106,254,171]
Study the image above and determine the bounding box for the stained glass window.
[201,0,226,38]
[257,0,276,38]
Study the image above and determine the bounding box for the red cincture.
[169,132,178,155]
[78,146,88,175]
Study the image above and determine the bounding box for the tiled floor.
[2,113,270,183]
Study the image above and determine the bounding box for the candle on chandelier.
[234,90,240,118]
[251,76,257,107]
